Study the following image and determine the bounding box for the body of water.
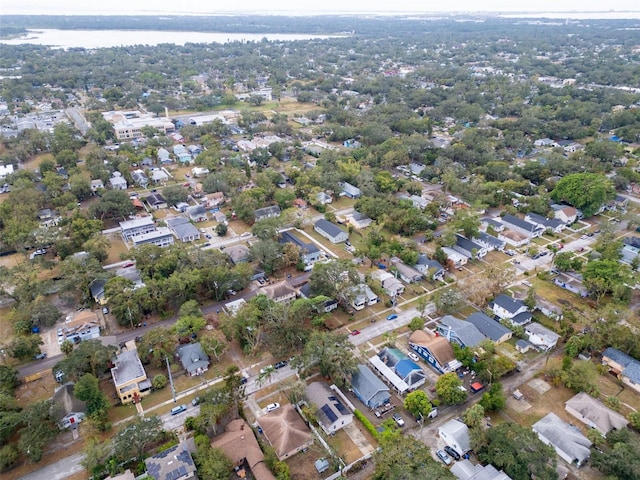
[0,29,343,49]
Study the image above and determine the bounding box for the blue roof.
[438,315,485,347]
[466,312,512,342]
[351,365,389,405]
[623,363,640,384]
[603,347,636,367]
[395,359,421,378]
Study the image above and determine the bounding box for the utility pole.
[166,356,176,403]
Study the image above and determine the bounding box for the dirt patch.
[285,440,332,480]
[506,396,532,413]
[527,378,551,395]
[326,428,363,464]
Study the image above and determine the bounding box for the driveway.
[349,307,421,346]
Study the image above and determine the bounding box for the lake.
[0,29,344,49]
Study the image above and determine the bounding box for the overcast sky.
[3,0,640,15]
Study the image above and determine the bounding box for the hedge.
[353,409,379,440]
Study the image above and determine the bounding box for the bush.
[354,409,379,439]
[152,374,168,390]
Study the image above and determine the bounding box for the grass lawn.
[104,232,131,263]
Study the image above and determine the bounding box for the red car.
[350,329,361,336]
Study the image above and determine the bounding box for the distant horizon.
[3,0,640,17]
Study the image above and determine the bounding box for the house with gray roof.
[176,343,209,377]
[131,227,174,248]
[437,315,486,348]
[280,230,321,268]
[341,182,361,199]
[255,205,281,222]
[450,460,512,480]
[524,322,560,351]
[465,312,512,344]
[475,231,505,252]
[390,257,423,283]
[491,294,528,321]
[131,169,148,188]
[109,172,128,190]
[438,419,471,455]
[51,383,87,429]
[414,254,445,281]
[187,205,208,222]
[111,348,151,404]
[533,412,591,466]
[454,234,487,259]
[482,218,504,232]
[565,392,628,436]
[525,212,564,234]
[166,217,200,243]
[602,347,640,394]
[305,382,353,434]
[146,193,168,210]
[350,364,390,408]
[224,243,250,264]
[314,219,348,244]
[145,443,196,480]
[120,216,156,241]
[349,284,378,310]
[501,214,543,238]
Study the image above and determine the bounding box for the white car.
[408,352,420,362]
[265,402,280,412]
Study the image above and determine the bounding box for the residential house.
[90,179,104,192]
[525,212,564,234]
[131,169,148,188]
[317,299,338,313]
[141,157,154,167]
[51,383,86,429]
[515,339,535,354]
[105,470,136,480]
[621,237,640,268]
[176,343,209,377]
[150,168,169,184]
[166,217,200,243]
[305,382,353,434]
[349,284,378,310]
[210,419,276,480]
[346,211,372,229]
[501,214,544,238]
[121,209,145,240]
[534,138,560,148]
[262,282,297,304]
[450,460,513,480]
[565,392,628,437]
[551,204,578,224]
[475,231,505,252]
[186,205,208,222]
[258,404,313,461]
[390,257,423,283]
[157,148,171,163]
[399,193,429,210]
[255,205,281,222]
[465,312,512,344]
[131,227,175,248]
[37,208,61,227]
[146,193,168,210]
[90,279,107,305]
[414,255,445,281]
[341,182,362,199]
[602,347,640,394]
[442,247,468,267]
[438,419,471,455]
[437,315,485,348]
[0,164,14,180]
[371,270,404,297]
[280,230,321,269]
[535,296,563,321]
[174,202,189,213]
[454,234,487,259]
[62,310,101,343]
[533,412,591,466]
[109,172,127,190]
[293,198,308,209]
[187,145,202,156]
[498,229,530,247]
[372,347,427,393]
[482,218,505,232]
[144,443,197,480]
[224,244,251,264]
[203,191,225,208]
[554,272,588,297]
[408,329,461,374]
[173,145,192,164]
[214,211,227,224]
[492,294,528,321]
[350,364,390,408]
[315,191,333,205]
[190,167,209,178]
[524,322,560,351]
[111,348,152,404]
[225,298,247,316]
[314,219,348,244]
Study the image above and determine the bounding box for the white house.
[314,219,348,244]
[492,294,528,320]
[109,172,128,190]
[438,419,471,455]
[414,255,445,281]
[166,217,200,243]
[453,235,487,259]
[525,212,565,234]
[350,284,378,310]
[131,227,175,248]
[120,216,156,242]
[442,247,468,267]
[371,269,404,297]
[0,164,14,180]
[551,204,578,225]
[524,322,560,351]
[341,182,362,199]
[533,413,591,467]
[565,392,628,437]
[305,382,353,434]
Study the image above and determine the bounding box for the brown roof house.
[51,383,87,429]
[211,418,276,480]
[258,404,313,461]
[262,282,297,304]
[408,329,462,374]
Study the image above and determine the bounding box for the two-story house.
[111,348,152,404]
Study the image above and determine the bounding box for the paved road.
[349,307,422,346]
[20,452,85,480]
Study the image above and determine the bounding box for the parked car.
[227,289,237,296]
[265,402,280,412]
[386,314,398,320]
[444,446,460,461]
[408,352,420,362]
[257,277,266,285]
[505,249,516,256]
[350,329,361,336]
[393,413,405,427]
[34,352,47,360]
[205,233,212,239]
[191,396,201,406]
[170,405,187,415]
[436,449,452,466]
[102,307,109,314]
[274,360,288,369]
[260,365,273,375]
[57,328,63,337]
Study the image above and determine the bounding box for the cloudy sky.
[3,0,639,15]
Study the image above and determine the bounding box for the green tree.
[17,400,59,462]
[551,173,615,217]
[138,327,177,368]
[628,411,640,431]
[0,444,20,471]
[561,359,600,395]
[309,259,361,307]
[553,251,583,272]
[162,184,189,206]
[113,415,163,462]
[295,331,357,386]
[215,223,227,236]
[583,259,632,303]
[591,428,640,480]
[74,373,109,416]
[53,340,117,382]
[89,190,135,220]
[463,404,485,428]
[0,365,20,396]
[403,390,432,419]
[408,316,424,332]
[173,315,207,338]
[152,374,168,390]
[435,372,467,405]
[194,444,233,480]
[474,422,557,480]
[249,239,282,274]
[450,209,480,239]
[480,382,506,411]
[8,335,43,360]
